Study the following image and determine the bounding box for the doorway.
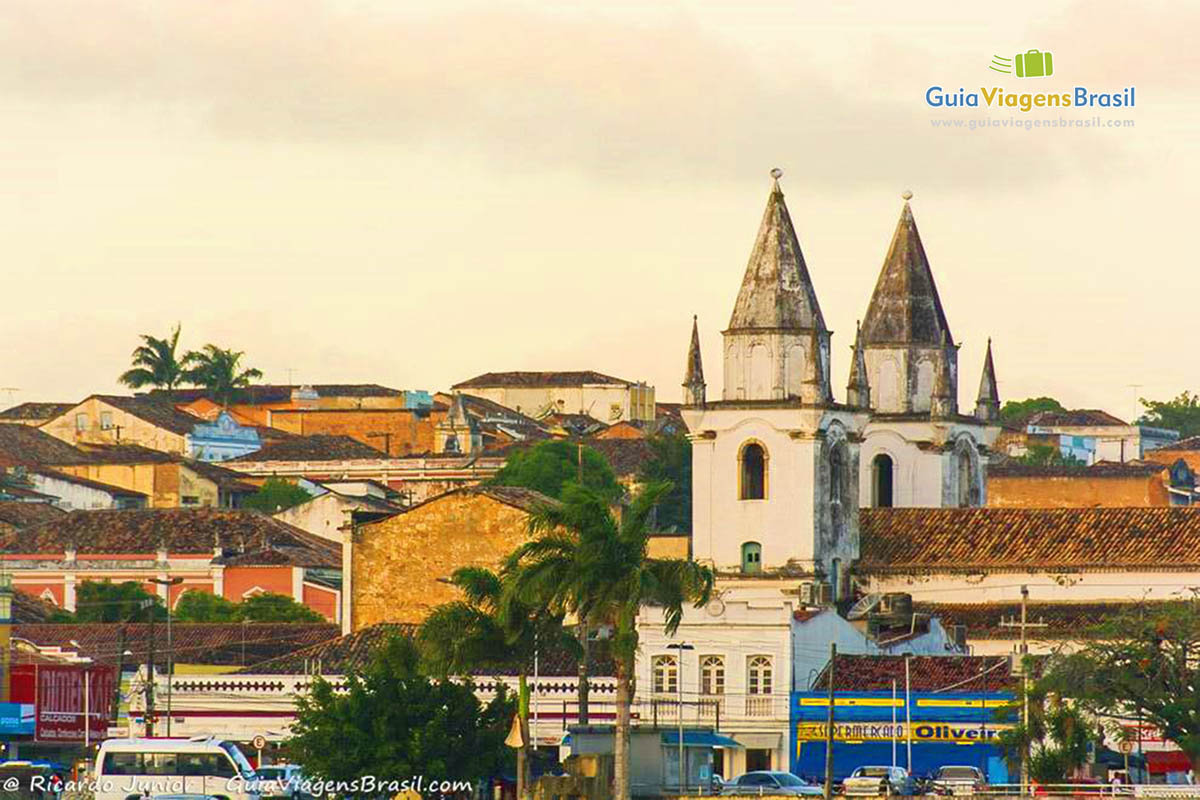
[746,749,772,772]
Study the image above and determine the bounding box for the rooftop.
[812,654,1014,692]
[0,501,66,530]
[1026,409,1129,429]
[29,468,148,497]
[453,371,638,389]
[860,507,1200,572]
[988,461,1165,479]
[0,426,94,466]
[86,394,205,435]
[229,434,385,462]
[915,601,1156,640]
[151,384,403,405]
[0,402,75,421]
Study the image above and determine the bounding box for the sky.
[1,0,1197,421]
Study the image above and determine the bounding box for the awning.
[1147,751,1192,775]
[734,733,782,749]
[661,731,744,748]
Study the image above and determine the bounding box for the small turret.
[683,315,706,407]
[846,321,871,409]
[975,338,1000,422]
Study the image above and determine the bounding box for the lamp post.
[151,577,183,736]
[666,642,694,792]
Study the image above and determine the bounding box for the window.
[747,655,773,717]
[74,413,88,432]
[741,542,762,574]
[829,443,846,535]
[100,411,114,430]
[955,441,981,507]
[699,656,725,695]
[652,654,678,695]
[103,753,140,776]
[872,454,894,508]
[739,442,766,500]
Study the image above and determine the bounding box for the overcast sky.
[2,0,1196,420]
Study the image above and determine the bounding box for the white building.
[452,371,656,423]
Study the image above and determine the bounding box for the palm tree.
[419,567,577,800]
[504,483,714,800]
[118,325,187,391]
[183,344,263,406]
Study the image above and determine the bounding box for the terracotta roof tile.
[1026,409,1128,428]
[0,501,66,530]
[87,395,203,435]
[453,371,636,389]
[860,507,1200,572]
[0,426,93,466]
[812,655,1014,692]
[0,402,76,421]
[151,384,403,405]
[229,434,384,462]
[914,601,1155,640]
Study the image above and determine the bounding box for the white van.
[94,737,260,800]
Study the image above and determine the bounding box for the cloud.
[0,1,1132,187]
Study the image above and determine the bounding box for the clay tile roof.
[1026,409,1128,428]
[0,402,76,421]
[15,622,339,667]
[69,443,175,465]
[453,371,635,389]
[11,590,62,623]
[813,655,1014,692]
[914,601,1157,640]
[28,468,148,497]
[2,507,340,566]
[727,176,826,332]
[0,501,66,530]
[988,461,1164,479]
[184,460,258,491]
[239,623,417,674]
[583,437,657,478]
[860,507,1200,572]
[0,426,94,467]
[1153,435,1200,452]
[88,395,203,435]
[150,384,403,405]
[229,434,384,462]
[860,202,952,347]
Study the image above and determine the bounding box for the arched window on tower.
[740,442,767,500]
[872,454,894,508]
[956,443,981,507]
[741,542,762,574]
[829,443,847,537]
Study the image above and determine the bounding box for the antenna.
[0,388,19,407]
[285,368,297,386]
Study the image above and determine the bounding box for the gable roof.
[369,484,554,524]
[453,371,636,389]
[0,402,75,422]
[84,395,203,435]
[1026,408,1128,428]
[1154,435,1200,452]
[12,589,62,623]
[229,434,384,462]
[29,468,148,498]
[0,426,93,466]
[914,601,1155,641]
[727,174,826,332]
[860,507,1200,572]
[3,507,340,566]
[583,437,657,478]
[812,654,1014,692]
[0,501,66,530]
[860,200,952,347]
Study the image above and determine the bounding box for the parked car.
[843,766,915,797]
[94,737,259,800]
[253,765,307,800]
[926,766,986,796]
[722,771,825,796]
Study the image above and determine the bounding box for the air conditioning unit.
[799,582,817,606]
[816,582,833,605]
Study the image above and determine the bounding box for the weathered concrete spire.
[683,315,706,407]
[931,330,958,419]
[726,169,827,333]
[975,338,1000,422]
[860,193,952,347]
[846,320,871,409]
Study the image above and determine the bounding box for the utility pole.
[824,643,836,800]
[145,600,156,737]
[905,655,913,772]
[1000,585,1047,796]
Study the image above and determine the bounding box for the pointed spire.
[931,330,958,418]
[860,192,953,347]
[727,170,827,332]
[683,315,706,407]
[846,320,871,409]
[975,338,1000,422]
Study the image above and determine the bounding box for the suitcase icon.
[1015,49,1053,78]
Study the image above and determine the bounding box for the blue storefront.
[791,691,1015,784]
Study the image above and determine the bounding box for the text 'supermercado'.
[791,691,1016,784]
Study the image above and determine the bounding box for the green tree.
[73,580,164,622]
[1000,397,1066,428]
[173,592,241,622]
[491,439,621,501]
[638,431,691,532]
[241,478,312,513]
[238,592,324,622]
[1016,444,1085,467]
[419,567,576,800]
[183,344,263,406]
[1138,391,1200,438]
[504,483,714,800]
[287,633,513,787]
[1040,601,1200,772]
[995,679,1097,783]
[118,324,188,391]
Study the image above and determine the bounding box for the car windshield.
[938,768,979,780]
[219,742,257,779]
[855,768,891,778]
[776,774,806,787]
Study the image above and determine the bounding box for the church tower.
[682,315,706,407]
[682,171,866,589]
[857,193,1000,509]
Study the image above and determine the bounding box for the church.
[679,170,1001,597]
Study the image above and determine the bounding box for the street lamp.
[666,642,694,792]
[151,577,183,736]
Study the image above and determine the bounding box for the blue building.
[189,411,261,462]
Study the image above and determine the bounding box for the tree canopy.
[1138,391,1200,438]
[490,439,621,500]
[241,478,312,514]
[183,344,263,406]
[287,633,514,787]
[119,325,188,391]
[637,431,691,532]
[1015,443,1084,467]
[70,580,165,623]
[1000,397,1066,428]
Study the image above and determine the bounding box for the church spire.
[683,315,706,407]
[975,338,1000,422]
[860,192,952,347]
[931,330,958,419]
[726,169,827,333]
[846,320,871,409]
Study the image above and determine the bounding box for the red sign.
[31,665,115,742]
